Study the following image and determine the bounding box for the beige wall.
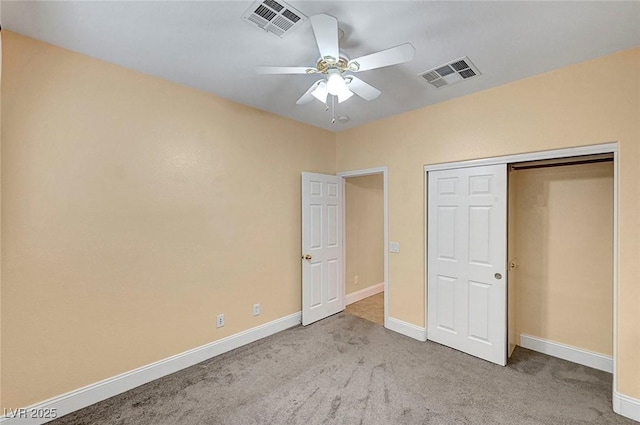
[345,174,384,295]
[511,162,614,356]
[1,32,335,408]
[336,48,640,397]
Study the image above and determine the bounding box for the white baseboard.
[385,317,427,342]
[519,333,613,373]
[0,312,302,425]
[613,391,640,422]
[345,282,384,305]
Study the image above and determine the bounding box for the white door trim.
[423,143,617,172]
[423,142,620,415]
[337,167,389,328]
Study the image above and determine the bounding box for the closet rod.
[510,155,613,171]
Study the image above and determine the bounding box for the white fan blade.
[256,66,314,75]
[348,43,415,72]
[346,76,381,101]
[310,14,339,61]
[297,80,325,105]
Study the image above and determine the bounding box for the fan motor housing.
[316,57,350,74]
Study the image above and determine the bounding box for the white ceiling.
[3,1,640,132]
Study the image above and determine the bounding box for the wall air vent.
[418,56,481,89]
[243,0,307,38]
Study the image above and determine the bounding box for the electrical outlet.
[354,275,359,285]
[253,303,260,316]
[216,314,224,328]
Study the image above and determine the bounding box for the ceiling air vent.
[418,56,481,89]
[243,0,307,38]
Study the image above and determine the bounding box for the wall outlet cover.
[390,242,400,253]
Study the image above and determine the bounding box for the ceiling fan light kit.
[256,13,416,123]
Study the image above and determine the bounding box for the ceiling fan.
[256,14,416,106]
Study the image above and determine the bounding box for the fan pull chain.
[331,95,336,124]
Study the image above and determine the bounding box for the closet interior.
[507,153,614,365]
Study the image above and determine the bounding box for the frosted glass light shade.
[327,72,347,95]
[311,81,328,103]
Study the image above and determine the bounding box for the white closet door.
[427,164,507,365]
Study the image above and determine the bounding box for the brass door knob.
[302,254,312,260]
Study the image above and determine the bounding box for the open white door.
[302,172,344,326]
[427,164,507,365]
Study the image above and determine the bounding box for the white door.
[427,164,507,365]
[301,172,344,326]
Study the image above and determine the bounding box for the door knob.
[494,273,502,280]
[302,254,312,260]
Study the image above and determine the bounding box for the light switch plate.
[390,242,400,253]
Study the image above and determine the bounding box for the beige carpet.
[345,292,384,325]
[49,312,632,425]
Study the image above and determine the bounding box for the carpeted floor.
[345,292,384,325]
[51,313,633,425]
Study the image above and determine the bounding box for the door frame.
[337,166,389,328]
[424,142,619,408]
